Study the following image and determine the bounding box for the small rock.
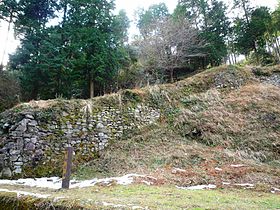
[28,127,39,133]
[14,166,22,174]
[23,134,32,138]
[3,123,10,129]
[98,133,104,137]
[14,161,23,166]
[62,112,69,117]
[31,138,37,144]
[25,143,35,151]
[96,123,104,129]
[1,167,12,178]
[16,119,29,132]
[35,149,44,155]
[10,150,20,155]
[24,138,31,142]
[11,155,19,162]
[25,114,34,120]
[29,120,38,126]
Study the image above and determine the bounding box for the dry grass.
[74,65,280,189]
[174,82,280,155]
[73,124,280,189]
[252,64,280,76]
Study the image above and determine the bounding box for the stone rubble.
[260,73,280,87]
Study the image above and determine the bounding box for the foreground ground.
[0,182,279,209]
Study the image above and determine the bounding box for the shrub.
[248,50,276,66]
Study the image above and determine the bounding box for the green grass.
[86,185,280,209]
[0,184,279,209]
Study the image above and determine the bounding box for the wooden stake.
[62,147,73,189]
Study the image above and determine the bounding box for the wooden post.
[62,147,73,189]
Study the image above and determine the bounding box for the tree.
[233,0,252,24]
[203,0,230,65]
[250,7,272,48]
[177,0,230,66]
[136,3,169,37]
[8,0,130,99]
[7,0,57,100]
[135,17,204,83]
[176,0,207,28]
[116,45,145,89]
[63,0,115,98]
[234,6,273,64]
[270,4,280,62]
[113,9,130,44]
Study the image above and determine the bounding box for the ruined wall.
[0,94,160,178]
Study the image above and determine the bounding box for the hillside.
[0,65,280,209]
[74,65,280,188]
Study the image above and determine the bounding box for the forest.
[0,0,280,111]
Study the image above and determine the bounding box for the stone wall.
[0,99,160,178]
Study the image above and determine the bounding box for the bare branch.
[134,17,206,82]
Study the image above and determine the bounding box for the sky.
[0,0,278,66]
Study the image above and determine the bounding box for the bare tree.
[135,17,205,83]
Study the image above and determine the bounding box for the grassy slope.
[74,65,280,189]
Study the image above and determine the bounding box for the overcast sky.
[0,0,278,65]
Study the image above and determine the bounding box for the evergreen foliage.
[2,0,129,100]
[0,0,280,107]
[0,71,20,112]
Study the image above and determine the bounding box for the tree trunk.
[253,41,260,65]
[202,57,205,69]
[266,40,272,54]
[170,68,174,83]
[242,0,250,25]
[232,54,235,64]
[61,1,68,43]
[31,81,39,100]
[228,54,232,65]
[63,2,68,25]
[1,14,13,66]
[89,74,94,98]
[275,36,280,62]
[232,54,236,64]
[270,36,279,62]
